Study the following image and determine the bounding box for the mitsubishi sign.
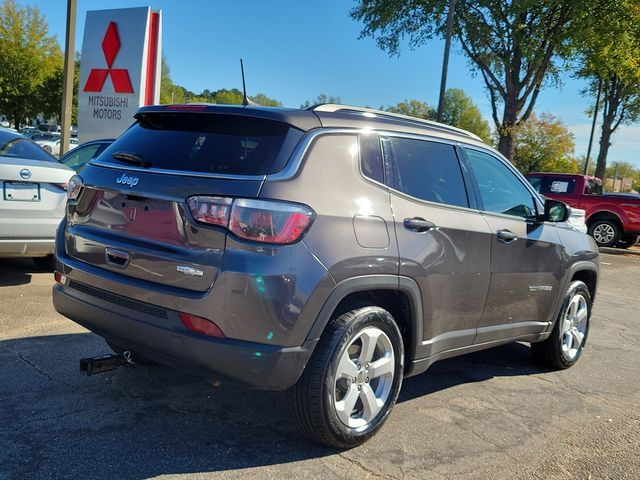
[78,7,162,143]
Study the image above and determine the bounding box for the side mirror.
[544,199,569,222]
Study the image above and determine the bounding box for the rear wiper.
[112,152,150,168]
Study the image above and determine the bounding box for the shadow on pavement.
[0,258,41,287]
[0,331,544,479]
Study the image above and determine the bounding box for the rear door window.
[98,113,303,175]
[585,179,602,195]
[381,137,469,208]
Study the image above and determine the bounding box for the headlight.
[67,175,83,201]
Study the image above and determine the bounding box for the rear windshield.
[0,131,57,162]
[98,113,304,175]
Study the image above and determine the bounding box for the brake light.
[67,175,83,201]
[187,197,315,245]
[186,196,232,227]
[180,313,225,338]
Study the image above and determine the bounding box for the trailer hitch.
[79,351,135,376]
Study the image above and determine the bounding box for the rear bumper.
[52,281,316,390]
[0,239,55,257]
[0,217,59,257]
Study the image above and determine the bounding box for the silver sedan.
[0,130,74,269]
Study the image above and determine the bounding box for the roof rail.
[309,103,483,141]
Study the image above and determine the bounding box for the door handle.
[403,217,436,233]
[496,229,518,243]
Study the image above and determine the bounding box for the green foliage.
[512,113,576,174]
[300,94,341,109]
[384,98,434,120]
[441,88,491,143]
[0,0,62,126]
[573,0,640,180]
[351,0,579,159]
[383,89,491,142]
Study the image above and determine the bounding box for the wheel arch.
[306,275,423,368]
[587,210,625,230]
[548,261,598,332]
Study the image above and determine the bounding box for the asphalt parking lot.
[1,252,639,480]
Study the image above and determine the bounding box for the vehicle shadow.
[0,258,41,286]
[0,332,545,479]
[399,341,546,403]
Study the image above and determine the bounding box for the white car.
[567,206,588,234]
[0,130,74,268]
[35,137,78,157]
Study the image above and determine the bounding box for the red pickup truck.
[525,172,640,248]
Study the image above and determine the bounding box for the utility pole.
[612,162,619,192]
[437,0,457,123]
[583,77,602,175]
[60,0,77,156]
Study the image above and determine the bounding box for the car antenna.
[241,58,250,107]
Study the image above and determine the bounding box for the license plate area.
[3,182,40,201]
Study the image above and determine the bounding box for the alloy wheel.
[333,327,395,429]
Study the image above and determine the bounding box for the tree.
[384,98,434,119]
[0,0,62,127]
[573,0,640,181]
[441,88,491,142]
[512,113,576,174]
[351,1,579,160]
[383,89,491,142]
[300,93,341,109]
[250,93,282,107]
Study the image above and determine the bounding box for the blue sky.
[18,0,640,167]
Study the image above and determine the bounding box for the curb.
[599,246,640,256]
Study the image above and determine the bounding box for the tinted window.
[585,179,602,195]
[538,176,576,195]
[99,113,303,175]
[359,134,383,183]
[466,148,537,219]
[383,137,469,208]
[0,131,57,162]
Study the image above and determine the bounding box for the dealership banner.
[78,7,162,143]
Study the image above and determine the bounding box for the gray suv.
[53,104,598,447]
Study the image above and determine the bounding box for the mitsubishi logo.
[84,22,134,94]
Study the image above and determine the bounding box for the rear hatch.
[65,108,311,292]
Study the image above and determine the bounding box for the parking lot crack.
[2,344,77,390]
[338,453,401,479]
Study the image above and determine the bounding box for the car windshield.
[0,131,57,162]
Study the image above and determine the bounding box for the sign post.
[78,7,162,143]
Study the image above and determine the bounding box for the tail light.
[187,196,315,245]
[180,313,225,338]
[67,175,83,201]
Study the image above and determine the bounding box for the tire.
[531,280,591,369]
[588,218,621,247]
[106,340,157,366]
[33,255,55,270]
[290,306,404,448]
